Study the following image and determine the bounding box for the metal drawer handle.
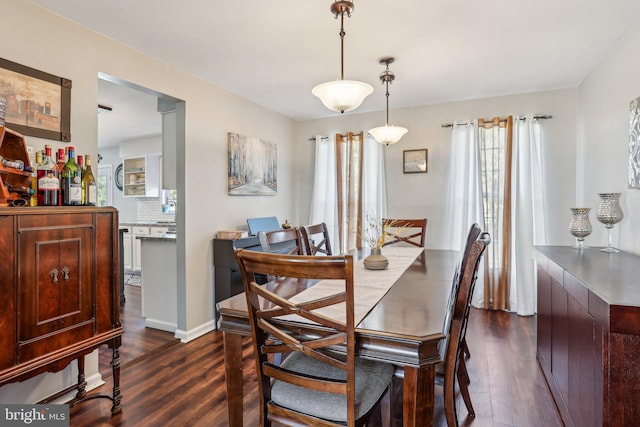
[61,266,70,281]
[50,268,59,283]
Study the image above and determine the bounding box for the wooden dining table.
[216,248,460,426]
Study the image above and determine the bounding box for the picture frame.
[0,58,71,141]
[227,132,277,195]
[403,149,428,174]
[629,96,640,188]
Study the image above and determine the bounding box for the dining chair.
[439,232,490,427]
[459,223,482,359]
[300,222,333,256]
[381,218,427,248]
[257,228,304,255]
[234,250,394,427]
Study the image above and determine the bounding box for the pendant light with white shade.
[312,1,373,114]
[368,58,408,145]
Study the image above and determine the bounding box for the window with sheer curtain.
[309,132,387,254]
[446,115,546,315]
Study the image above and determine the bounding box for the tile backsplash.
[137,198,176,222]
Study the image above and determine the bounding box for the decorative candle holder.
[596,193,623,253]
[569,208,592,249]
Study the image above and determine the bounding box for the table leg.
[223,331,244,427]
[403,365,435,426]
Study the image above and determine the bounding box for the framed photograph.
[227,132,277,195]
[0,58,71,141]
[403,149,428,174]
[629,96,640,188]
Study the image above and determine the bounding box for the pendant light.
[368,58,408,145]
[312,1,373,114]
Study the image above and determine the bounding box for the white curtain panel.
[309,135,339,252]
[362,135,388,229]
[444,121,486,307]
[309,135,388,254]
[510,116,547,315]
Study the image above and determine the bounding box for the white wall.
[1,0,296,403]
[295,89,578,248]
[578,23,640,254]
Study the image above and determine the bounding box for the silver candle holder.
[596,193,623,253]
[569,208,592,249]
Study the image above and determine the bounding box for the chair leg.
[458,354,471,386]
[444,369,458,427]
[462,337,471,359]
[456,360,475,417]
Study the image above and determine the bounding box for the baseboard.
[174,320,216,343]
[144,318,177,333]
[50,372,105,405]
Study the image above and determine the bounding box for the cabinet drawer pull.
[61,266,70,281]
[50,268,59,283]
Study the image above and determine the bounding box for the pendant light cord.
[339,13,345,80]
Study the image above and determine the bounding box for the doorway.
[97,73,185,375]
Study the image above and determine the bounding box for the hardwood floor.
[72,291,562,427]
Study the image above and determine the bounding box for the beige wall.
[578,22,640,254]
[1,0,296,402]
[295,89,579,248]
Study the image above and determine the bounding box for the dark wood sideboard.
[535,246,640,427]
[0,206,123,413]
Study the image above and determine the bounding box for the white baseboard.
[174,320,216,343]
[51,372,105,405]
[144,318,177,333]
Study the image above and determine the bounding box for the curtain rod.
[308,135,329,142]
[441,115,552,128]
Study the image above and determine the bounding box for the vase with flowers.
[359,214,400,270]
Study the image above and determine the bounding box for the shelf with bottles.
[0,126,32,207]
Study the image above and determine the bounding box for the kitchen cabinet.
[123,154,160,197]
[0,206,122,413]
[535,246,640,427]
[122,224,172,273]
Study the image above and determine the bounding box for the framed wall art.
[227,132,277,195]
[403,149,428,174]
[0,58,71,141]
[629,96,640,188]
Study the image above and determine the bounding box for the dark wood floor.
[71,286,562,426]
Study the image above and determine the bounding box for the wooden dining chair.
[300,222,333,256]
[257,228,304,255]
[439,232,490,427]
[234,250,394,427]
[381,218,427,248]
[459,223,482,359]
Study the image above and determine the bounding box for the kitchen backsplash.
[137,199,176,222]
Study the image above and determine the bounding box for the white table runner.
[287,246,423,326]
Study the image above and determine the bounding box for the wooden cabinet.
[0,206,123,413]
[123,155,160,197]
[535,246,640,427]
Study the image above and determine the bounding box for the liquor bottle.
[37,146,60,206]
[61,146,82,205]
[82,155,97,206]
[30,151,42,206]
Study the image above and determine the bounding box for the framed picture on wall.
[227,132,277,195]
[0,57,71,141]
[629,96,640,188]
[403,149,428,174]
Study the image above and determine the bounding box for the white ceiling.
[28,0,640,132]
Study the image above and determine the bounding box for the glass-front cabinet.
[123,154,160,197]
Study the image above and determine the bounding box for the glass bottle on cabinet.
[123,154,160,197]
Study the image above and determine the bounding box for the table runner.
[287,246,423,326]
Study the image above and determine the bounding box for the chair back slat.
[301,222,333,255]
[382,218,428,247]
[258,228,304,255]
[235,249,359,425]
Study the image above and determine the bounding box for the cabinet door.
[18,226,94,344]
[123,232,133,271]
[133,236,143,272]
[537,264,552,371]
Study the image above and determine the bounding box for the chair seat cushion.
[270,352,394,423]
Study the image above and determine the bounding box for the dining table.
[216,247,460,427]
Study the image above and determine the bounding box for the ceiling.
[29,0,640,130]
